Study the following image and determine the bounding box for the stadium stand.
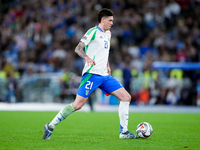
[1,0,200,106]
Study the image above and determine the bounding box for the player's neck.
[98,24,106,33]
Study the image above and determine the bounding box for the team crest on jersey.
[85,90,89,95]
[82,36,87,40]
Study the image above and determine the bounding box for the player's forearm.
[107,61,111,75]
[107,62,110,68]
[75,42,87,58]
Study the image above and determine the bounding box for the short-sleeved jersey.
[80,25,111,76]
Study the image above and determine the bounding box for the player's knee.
[123,93,131,102]
[72,103,83,111]
[74,104,83,111]
[73,105,82,111]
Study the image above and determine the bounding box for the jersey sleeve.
[80,28,97,46]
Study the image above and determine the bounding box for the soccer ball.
[136,122,153,138]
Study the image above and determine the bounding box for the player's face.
[103,16,113,31]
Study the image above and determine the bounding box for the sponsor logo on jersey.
[99,35,103,39]
[82,36,87,40]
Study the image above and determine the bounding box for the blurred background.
[1,0,200,108]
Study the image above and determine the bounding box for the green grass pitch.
[0,111,200,150]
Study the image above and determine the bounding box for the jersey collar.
[96,25,103,32]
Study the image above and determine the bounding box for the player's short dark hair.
[98,8,113,23]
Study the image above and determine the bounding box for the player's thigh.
[100,75,123,95]
[72,94,88,110]
[111,87,131,102]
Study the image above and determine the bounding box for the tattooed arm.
[75,41,87,58]
[75,41,96,66]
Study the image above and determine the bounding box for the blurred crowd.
[1,0,200,105]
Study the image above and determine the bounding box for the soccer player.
[43,8,138,139]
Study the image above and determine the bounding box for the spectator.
[1,0,200,105]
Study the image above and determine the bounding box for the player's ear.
[101,17,105,23]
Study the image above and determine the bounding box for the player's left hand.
[107,66,111,75]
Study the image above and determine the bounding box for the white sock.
[49,103,75,128]
[119,101,130,133]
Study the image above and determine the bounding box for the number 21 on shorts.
[85,81,93,89]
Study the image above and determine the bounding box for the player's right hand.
[85,56,96,66]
